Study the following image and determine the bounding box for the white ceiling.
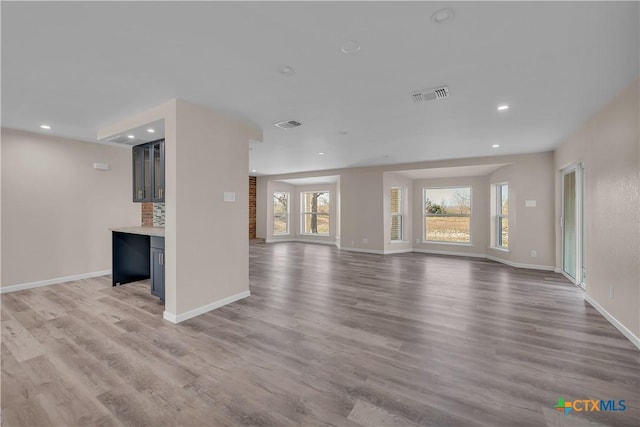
[277,175,340,186]
[2,2,638,175]
[392,164,508,180]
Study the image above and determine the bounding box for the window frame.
[300,191,330,236]
[423,186,473,245]
[496,183,509,249]
[390,187,404,242]
[272,191,290,235]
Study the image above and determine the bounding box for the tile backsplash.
[142,202,165,227]
[153,203,165,226]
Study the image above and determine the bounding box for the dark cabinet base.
[112,232,150,286]
[112,232,165,302]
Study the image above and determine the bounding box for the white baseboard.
[485,255,555,271]
[265,238,337,246]
[163,290,250,324]
[384,248,413,255]
[0,270,112,294]
[584,293,640,350]
[339,247,385,255]
[412,248,486,258]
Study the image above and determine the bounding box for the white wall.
[488,152,556,269]
[555,78,639,342]
[1,128,139,288]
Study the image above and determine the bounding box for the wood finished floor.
[1,242,639,427]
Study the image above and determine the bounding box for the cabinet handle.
[159,253,164,265]
[138,190,143,198]
[159,189,163,198]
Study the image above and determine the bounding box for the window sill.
[421,241,473,247]
[389,240,409,244]
[489,246,510,253]
[299,233,331,237]
[273,233,290,237]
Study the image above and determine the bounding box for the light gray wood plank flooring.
[2,242,638,426]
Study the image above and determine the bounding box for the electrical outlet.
[609,286,614,299]
[531,250,537,258]
[362,238,368,245]
[350,240,354,247]
[416,238,420,244]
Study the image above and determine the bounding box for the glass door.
[562,164,585,288]
[563,170,577,279]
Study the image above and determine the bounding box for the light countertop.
[110,226,165,237]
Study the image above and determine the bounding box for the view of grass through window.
[273,192,289,234]
[302,192,329,235]
[424,187,471,243]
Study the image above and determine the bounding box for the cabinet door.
[151,140,165,202]
[150,247,165,301]
[143,144,152,202]
[133,145,144,202]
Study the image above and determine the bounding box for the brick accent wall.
[249,176,257,239]
[141,202,154,226]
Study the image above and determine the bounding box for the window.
[390,187,404,241]
[496,183,509,248]
[424,187,471,243]
[302,192,330,235]
[273,192,289,235]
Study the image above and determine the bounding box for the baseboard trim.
[485,255,555,271]
[163,290,251,324]
[340,247,385,255]
[584,293,640,350]
[384,248,414,255]
[265,238,337,246]
[412,248,486,258]
[0,270,112,294]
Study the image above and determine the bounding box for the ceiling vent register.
[274,120,302,130]
[411,86,450,103]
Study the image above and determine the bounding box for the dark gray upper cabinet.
[133,139,165,203]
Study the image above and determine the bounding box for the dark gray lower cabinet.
[150,237,165,301]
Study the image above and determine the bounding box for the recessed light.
[341,40,361,55]
[317,152,325,155]
[147,128,155,133]
[127,135,135,139]
[251,169,257,173]
[40,124,51,130]
[497,104,509,111]
[277,65,295,76]
[339,130,349,135]
[432,8,454,24]
[492,144,500,148]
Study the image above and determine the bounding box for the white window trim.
[423,186,473,245]
[390,186,404,242]
[300,191,330,236]
[273,191,290,236]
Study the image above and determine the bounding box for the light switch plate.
[525,200,537,207]
[223,192,236,202]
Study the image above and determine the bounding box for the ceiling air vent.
[411,86,450,103]
[274,120,302,130]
